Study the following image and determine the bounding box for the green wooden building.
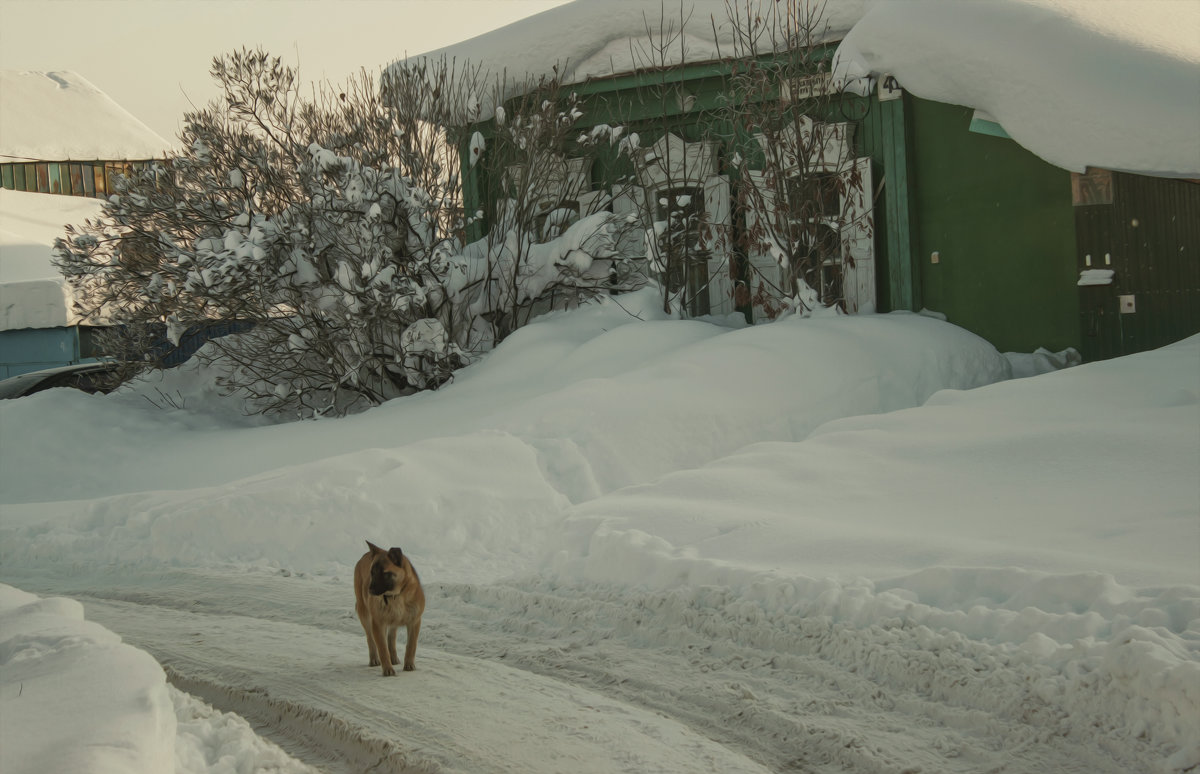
[460,65,1197,360]
[424,1,1198,361]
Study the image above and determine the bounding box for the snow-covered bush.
[719,0,873,317]
[466,82,647,339]
[54,50,643,418]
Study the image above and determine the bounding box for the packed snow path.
[20,566,1161,774]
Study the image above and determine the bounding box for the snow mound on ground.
[172,686,319,774]
[0,584,317,774]
[537,335,1200,769]
[0,307,1009,584]
[2,291,1195,769]
[1004,346,1081,378]
[0,584,175,774]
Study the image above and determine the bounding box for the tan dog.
[354,540,425,676]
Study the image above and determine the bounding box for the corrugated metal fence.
[1075,172,1200,360]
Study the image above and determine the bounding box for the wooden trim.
[878,94,919,312]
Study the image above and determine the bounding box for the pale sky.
[0,0,567,143]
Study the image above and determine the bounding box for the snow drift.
[0,292,1196,770]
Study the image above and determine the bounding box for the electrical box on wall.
[1118,295,1136,314]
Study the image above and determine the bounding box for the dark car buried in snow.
[0,361,124,400]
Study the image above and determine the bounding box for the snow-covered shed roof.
[0,70,171,162]
[0,188,104,330]
[833,0,1200,178]
[393,0,865,118]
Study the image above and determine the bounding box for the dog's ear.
[366,540,384,555]
[388,547,404,566]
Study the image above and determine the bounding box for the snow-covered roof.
[394,0,866,118]
[0,70,171,162]
[399,0,1199,178]
[0,188,104,330]
[833,0,1200,178]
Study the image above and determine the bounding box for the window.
[804,223,843,307]
[784,172,840,222]
[655,186,711,316]
[784,172,844,308]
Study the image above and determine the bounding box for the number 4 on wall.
[878,74,903,102]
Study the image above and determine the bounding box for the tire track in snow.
[426,581,1152,774]
[74,592,775,774]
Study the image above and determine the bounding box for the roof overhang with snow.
[394,0,1198,179]
[391,0,864,121]
[832,0,1200,178]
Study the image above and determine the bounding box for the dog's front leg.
[403,618,421,672]
[356,603,379,666]
[386,625,400,666]
[371,620,396,676]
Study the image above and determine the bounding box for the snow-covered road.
[13,565,1165,774]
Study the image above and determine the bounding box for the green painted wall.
[856,95,917,314]
[908,97,1079,353]
[467,75,1085,353]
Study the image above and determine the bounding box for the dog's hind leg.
[403,618,421,672]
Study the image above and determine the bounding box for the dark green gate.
[1075,171,1200,361]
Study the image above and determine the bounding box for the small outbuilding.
[0,70,172,377]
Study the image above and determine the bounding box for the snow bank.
[0,584,175,774]
[1004,346,1081,378]
[551,333,1198,587]
[0,584,320,774]
[833,0,1200,177]
[0,70,170,162]
[538,333,1200,769]
[0,292,1196,769]
[172,687,320,774]
[0,297,1009,583]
